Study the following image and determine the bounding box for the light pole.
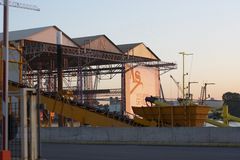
[2,0,9,151]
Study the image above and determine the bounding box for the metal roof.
[117,42,160,60]
[0,26,51,41]
[118,43,160,60]
[0,26,160,60]
[73,35,104,46]
[73,34,123,53]
[117,43,142,53]
[0,25,80,47]
[146,47,160,60]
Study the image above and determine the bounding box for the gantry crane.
[199,83,215,104]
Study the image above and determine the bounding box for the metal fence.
[0,102,22,159]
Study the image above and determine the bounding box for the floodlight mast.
[1,0,40,151]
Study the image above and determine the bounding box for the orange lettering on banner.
[130,69,143,94]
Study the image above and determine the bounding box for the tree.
[222,92,240,117]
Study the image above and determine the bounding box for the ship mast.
[179,52,193,99]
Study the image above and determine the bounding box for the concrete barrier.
[41,127,240,146]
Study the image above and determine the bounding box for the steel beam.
[23,40,157,64]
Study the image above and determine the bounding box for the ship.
[132,52,210,127]
[132,96,210,127]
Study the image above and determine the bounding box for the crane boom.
[0,0,40,11]
[170,75,183,95]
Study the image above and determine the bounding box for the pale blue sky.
[1,0,240,99]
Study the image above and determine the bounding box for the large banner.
[125,65,160,115]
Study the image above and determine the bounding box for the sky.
[1,0,240,100]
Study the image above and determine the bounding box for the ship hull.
[132,105,210,127]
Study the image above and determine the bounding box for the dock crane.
[170,75,183,98]
[170,75,198,100]
[199,83,215,104]
[187,81,198,100]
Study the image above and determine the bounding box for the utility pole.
[2,0,9,152]
[0,0,39,156]
[179,52,193,99]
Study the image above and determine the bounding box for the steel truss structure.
[9,39,176,113]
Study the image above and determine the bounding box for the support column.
[20,89,28,160]
[57,31,63,94]
[56,31,64,127]
[54,75,57,92]
[37,71,41,159]
[30,91,38,159]
[20,89,38,160]
[77,58,83,104]
[47,60,54,92]
[121,63,126,115]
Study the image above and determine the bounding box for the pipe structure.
[206,105,240,127]
[222,105,240,124]
[222,105,229,125]
[205,119,229,128]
